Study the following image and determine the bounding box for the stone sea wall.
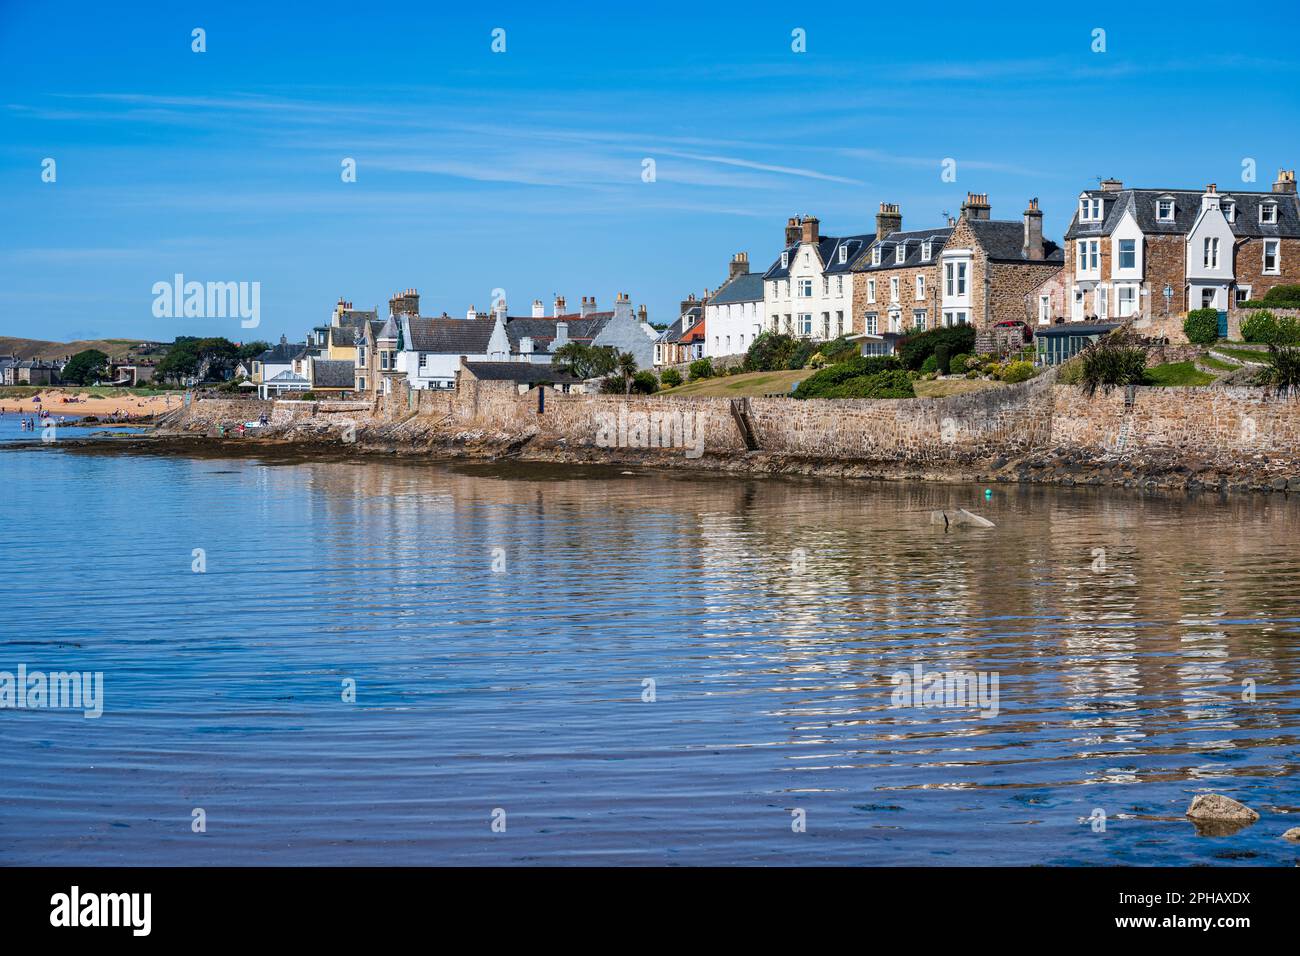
[166,376,1300,492]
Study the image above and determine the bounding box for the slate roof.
[763,233,876,279]
[254,343,305,366]
[710,272,764,305]
[655,316,686,344]
[337,308,377,327]
[406,317,498,354]
[504,314,612,352]
[1035,322,1121,338]
[330,326,359,347]
[463,362,581,384]
[854,227,953,271]
[311,359,356,389]
[966,220,1064,264]
[1065,188,1300,240]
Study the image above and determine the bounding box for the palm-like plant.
[617,352,637,394]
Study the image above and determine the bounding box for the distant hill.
[0,337,166,362]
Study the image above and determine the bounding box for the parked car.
[996,320,1034,344]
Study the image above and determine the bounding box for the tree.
[617,351,638,394]
[154,337,240,383]
[238,340,271,361]
[553,342,617,380]
[61,349,109,385]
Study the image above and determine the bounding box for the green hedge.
[791,356,900,398]
[1183,308,1220,345]
[897,326,977,370]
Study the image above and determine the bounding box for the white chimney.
[532,299,545,318]
[520,336,534,354]
[466,305,477,320]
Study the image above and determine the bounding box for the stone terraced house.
[1060,170,1300,327]
[852,195,1062,347]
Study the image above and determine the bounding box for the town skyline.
[3,1,1300,343]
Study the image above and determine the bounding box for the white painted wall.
[762,242,852,340]
[705,298,763,358]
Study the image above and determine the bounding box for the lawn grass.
[660,369,807,397]
[1198,355,1237,372]
[913,377,1007,398]
[1145,361,1215,386]
[1212,345,1272,365]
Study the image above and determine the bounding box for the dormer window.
[871,247,881,266]
[838,245,848,264]
[1079,197,1103,221]
[1222,199,1236,223]
[921,240,932,262]
[1156,198,1175,222]
[780,251,789,269]
[1261,202,1278,224]
[895,245,906,264]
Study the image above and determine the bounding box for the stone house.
[1062,170,1300,326]
[852,194,1062,344]
[763,215,873,341]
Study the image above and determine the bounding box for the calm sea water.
[1,436,1298,866]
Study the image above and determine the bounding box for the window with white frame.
[822,276,829,295]
[799,313,812,335]
[1079,197,1103,221]
[867,279,876,303]
[838,245,848,264]
[864,312,878,335]
[916,275,926,299]
[1264,239,1280,273]
[782,279,789,297]
[1117,285,1137,317]
[1118,238,1136,270]
[890,276,899,301]
[1038,295,1050,323]
[1203,237,1219,269]
[358,377,366,391]
[913,309,927,328]
[1156,198,1175,221]
[1223,200,1236,223]
[944,261,968,296]
[781,251,789,268]
[895,245,905,264]
[1077,239,1100,273]
[798,278,812,297]
[1235,286,1252,307]
[1261,202,1278,224]
[1097,286,1108,319]
[872,247,881,265]
[836,276,843,295]
[943,310,968,327]
[921,240,932,261]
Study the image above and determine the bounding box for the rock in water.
[953,509,996,528]
[1186,794,1259,823]
[1282,827,1300,843]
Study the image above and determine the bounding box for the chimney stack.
[466,305,478,321]
[960,193,991,220]
[1023,198,1044,261]
[876,202,902,241]
[553,294,566,317]
[637,304,648,324]
[680,292,698,316]
[729,251,750,279]
[1273,169,1297,194]
[801,215,820,245]
[1100,178,1124,192]
[614,292,633,321]
[580,295,598,317]
[785,216,801,247]
[532,299,545,317]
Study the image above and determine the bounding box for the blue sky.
[2,0,1298,344]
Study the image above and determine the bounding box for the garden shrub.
[920,355,939,375]
[1183,308,1220,345]
[688,358,714,380]
[659,368,682,388]
[999,360,1035,384]
[897,325,977,370]
[791,356,900,398]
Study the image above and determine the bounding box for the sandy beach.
[0,390,176,419]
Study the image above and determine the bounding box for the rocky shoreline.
[23,417,1300,499]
